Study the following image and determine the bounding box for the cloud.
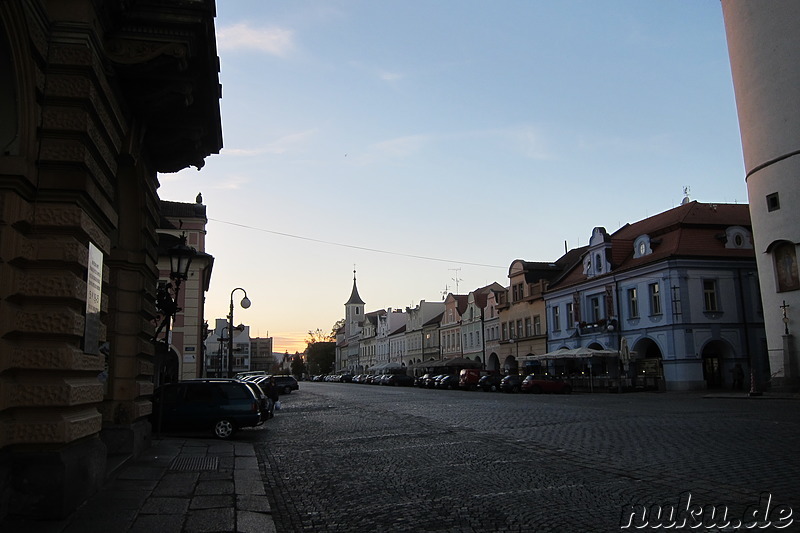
[212,175,250,190]
[222,130,319,156]
[378,70,404,82]
[217,23,295,56]
[372,134,431,157]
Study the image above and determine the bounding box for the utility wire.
[209,218,506,269]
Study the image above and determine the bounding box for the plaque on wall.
[84,242,103,355]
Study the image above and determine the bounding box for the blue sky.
[158,1,746,353]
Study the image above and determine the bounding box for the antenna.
[449,268,462,294]
[441,284,450,301]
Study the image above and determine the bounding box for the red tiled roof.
[550,202,753,290]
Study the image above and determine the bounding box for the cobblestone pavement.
[255,384,800,532]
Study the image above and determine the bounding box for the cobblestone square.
[255,383,800,532]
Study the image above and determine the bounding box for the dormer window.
[634,235,652,258]
[595,253,603,273]
[725,226,753,250]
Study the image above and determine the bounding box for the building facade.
[156,198,214,382]
[404,300,445,368]
[0,0,222,520]
[545,202,765,391]
[722,3,800,391]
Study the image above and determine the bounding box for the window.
[767,192,780,212]
[703,280,718,312]
[534,315,541,336]
[512,283,524,302]
[590,296,601,323]
[525,318,532,337]
[552,306,561,331]
[516,320,523,339]
[566,303,574,328]
[774,241,800,292]
[502,323,508,340]
[628,288,639,318]
[649,283,662,315]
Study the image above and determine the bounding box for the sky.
[157,1,747,354]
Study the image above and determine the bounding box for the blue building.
[544,201,765,392]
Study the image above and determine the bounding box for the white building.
[545,201,764,392]
[722,3,800,390]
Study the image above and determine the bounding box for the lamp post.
[228,288,251,377]
[153,233,195,386]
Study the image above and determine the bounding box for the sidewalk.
[1,437,276,533]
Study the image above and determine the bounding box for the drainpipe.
[738,268,760,396]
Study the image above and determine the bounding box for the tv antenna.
[449,268,462,294]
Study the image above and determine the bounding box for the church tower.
[345,271,365,340]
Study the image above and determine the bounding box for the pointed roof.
[345,271,365,305]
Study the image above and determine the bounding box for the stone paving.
[257,384,800,532]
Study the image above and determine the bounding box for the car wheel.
[531,385,542,394]
[213,419,236,439]
[490,385,497,392]
[283,386,292,394]
[562,385,572,394]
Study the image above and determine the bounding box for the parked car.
[385,373,415,386]
[416,373,432,387]
[425,374,445,388]
[478,373,503,392]
[459,369,497,391]
[521,374,572,394]
[272,374,299,394]
[500,374,524,393]
[152,380,263,439]
[436,374,460,390]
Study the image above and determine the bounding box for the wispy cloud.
[372,134,431,157]
[503,125,553,160]
[222,130,319,157]
[378,70,404,82]
[212,175,250,190]
[217,23,295,57]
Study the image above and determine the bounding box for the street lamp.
[228,288,251,377]
[153,232,195,385]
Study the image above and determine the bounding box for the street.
[253,383,800,532]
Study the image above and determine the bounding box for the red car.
[521,374,572,394]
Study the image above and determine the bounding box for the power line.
[208,218,506,269]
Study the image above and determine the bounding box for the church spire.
[345,269,365,305]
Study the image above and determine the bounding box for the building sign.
[84,242,103,355]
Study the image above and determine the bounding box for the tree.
[290,351,305,377]
[306,341,335,375]
[330,318,346,339]
[307,328,332,344]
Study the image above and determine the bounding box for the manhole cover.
[169,456,219,471]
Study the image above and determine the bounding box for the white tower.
[722,1,800,390]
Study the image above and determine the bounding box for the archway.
[503,355,518,374]
[487,353,500,372]
[701,340,735,389]
[631,338,664,390]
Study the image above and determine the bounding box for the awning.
[412,357,481,369]
[520,347,621,362]
[369,362,403,373]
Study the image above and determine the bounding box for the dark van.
[152,380,263,439]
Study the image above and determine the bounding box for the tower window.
[767,192,780,212]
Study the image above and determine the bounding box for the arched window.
[773,241,799,292]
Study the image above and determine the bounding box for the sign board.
[84,242,103,355]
